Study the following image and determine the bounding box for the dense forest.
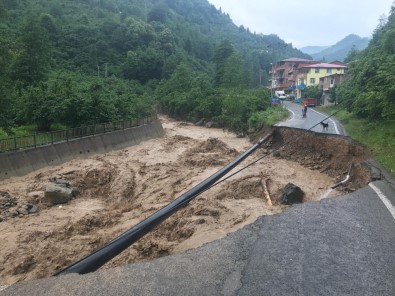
[0,0,309,135]
[337,6,395,121]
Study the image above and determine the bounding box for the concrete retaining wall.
[0,120,165,181]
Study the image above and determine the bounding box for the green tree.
[125,19,155,49]
[40,13,58,40]
[336,78,355,111]
[344,45,360,64]
[0,28,13,133]
[17,82,62,131]
[122,47,164,82]
[221,53,249,88]
[156,63,194,116]
[11,14,52,87]
[148,3,168,23]
[302,85,322,100]
[0,0,313,133]
[217,88,270,134]
[328,85,337,105]
[213,40,234,86]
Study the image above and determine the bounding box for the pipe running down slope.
[54,132,274,276]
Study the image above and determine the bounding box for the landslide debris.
[0,118,372,286]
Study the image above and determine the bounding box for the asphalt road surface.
[277,101,347,136]
[3,180,394,296]
[2,107,395,296]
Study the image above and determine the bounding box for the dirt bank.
[0,117,371,285]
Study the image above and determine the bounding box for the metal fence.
[0,114,157,153]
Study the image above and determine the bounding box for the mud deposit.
[0,117,371,285]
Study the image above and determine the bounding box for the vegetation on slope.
[319,106,395,176]
[324,7,395,175]
[337,7,395,121]
[0,0,308,136]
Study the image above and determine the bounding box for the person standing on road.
[303,106,307,118]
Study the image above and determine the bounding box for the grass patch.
[319,106,395,177]
[0,125,37,140]
[248,105,289,128]
[0,124,67,140]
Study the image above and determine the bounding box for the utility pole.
[270,63,274,97]
[145,0,148,23]
[97,64,100,77]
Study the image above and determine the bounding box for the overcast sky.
[207,0,394,48]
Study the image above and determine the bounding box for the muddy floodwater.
[0,116,371,285]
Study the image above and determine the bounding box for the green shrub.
[248,105,289,129]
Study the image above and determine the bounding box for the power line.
[200,105,346,194]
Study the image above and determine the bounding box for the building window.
[310,78,316,84]
[330,79,334,86]
[327,69,332,74]
[315,68,319,73]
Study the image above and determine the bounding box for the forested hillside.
[309,34,369,62]
[0,0,308,135]
[337,7,395,121]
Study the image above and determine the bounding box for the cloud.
[208,0,394,47]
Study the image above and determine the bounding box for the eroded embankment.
[269,127,372,191]
[0,119,373,286]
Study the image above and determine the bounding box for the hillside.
[303,34,370,62]
[299,45,329,55]
[0,0,307,134]
[336,10,395,120]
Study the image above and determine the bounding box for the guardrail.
[0,115,157,153]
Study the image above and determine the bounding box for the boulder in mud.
[196,118,205,126]
[28,204,39,214]
[205,121,218,128]
[369,165,382,181]
[44,183,73,205]
[0,191,11,199]
[280,183,304,205]
[1,198,17,208]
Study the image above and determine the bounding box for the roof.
[319,73,349,79]
[329,61,346,66]
[302,63,348,69]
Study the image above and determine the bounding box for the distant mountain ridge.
[299,45,330,55]
[300,34,370,62]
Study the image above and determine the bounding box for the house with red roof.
[295,62,348,99]
[269,58,348,102]
[270,58,318,97]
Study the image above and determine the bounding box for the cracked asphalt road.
[3,180,395,296]
[277,101,347,136]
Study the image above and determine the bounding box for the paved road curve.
[2,107,395,296]
[277,101,347,136]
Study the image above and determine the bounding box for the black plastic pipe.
[54,132,273,276]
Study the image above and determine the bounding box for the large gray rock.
[369,165,382,181]
[196,118,205,126]
[281,183,304,205]
[44,183,73,205]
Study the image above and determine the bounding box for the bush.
[248,105,289,129]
